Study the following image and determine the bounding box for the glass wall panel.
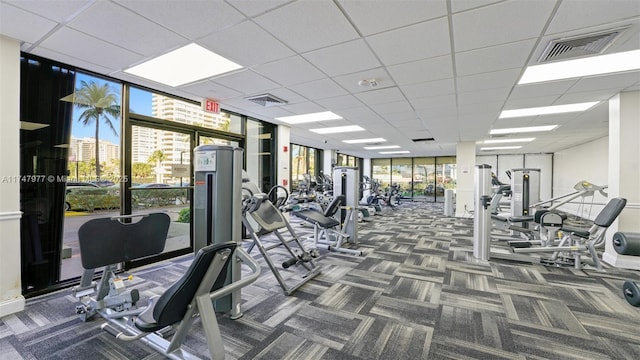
[130,125,191,254]
[413,157,435,201]
[246,119,275,193]
[436,156,457,203]
[129,86,242,134]
[61,72,123,282]
[372,158,391,190]
[20,56,78,292]
[391,158,412,199]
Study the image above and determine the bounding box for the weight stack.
[613,232,640,256]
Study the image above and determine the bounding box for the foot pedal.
[509,241,531,248]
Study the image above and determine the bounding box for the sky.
[71,72,152,144]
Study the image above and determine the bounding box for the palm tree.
[74,80,120,180]
[148,150,167,183]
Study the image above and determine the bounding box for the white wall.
[0,35,25,317]
[552,136,609,219]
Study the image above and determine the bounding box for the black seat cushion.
[135,242,236,332]
[293,209,340,228]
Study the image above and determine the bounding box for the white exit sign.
[203,99,219,113]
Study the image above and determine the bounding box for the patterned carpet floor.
[2,202,640,359]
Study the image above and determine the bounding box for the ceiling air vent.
[246,94,288,107]
[412,138,435,142]
[538,28,627,63]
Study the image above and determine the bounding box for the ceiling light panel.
[310,125,365,134]
[124,43,242,87]
[499,102,599,118]
[490,125,558,135]
[342,138,386,144]
[519,49,640,84]
[275,111,342,124]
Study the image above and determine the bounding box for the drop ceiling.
[1,0,639,158]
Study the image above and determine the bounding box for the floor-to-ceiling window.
[19,53,276,295]
[371,156,457,203]
[290,143,322,192]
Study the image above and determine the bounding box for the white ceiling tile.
[457,68,521,92]
[569,72,640,93]
[503,95,561,109]
[211,69,280,95]
[455,39,536,76]
[337,0,447,36]
[409,94,457,111]
[332,67,396,93]
[253,56,325,86]
[370,101,414,115]
[387,55,453,86]
[555,89,618,104]
[0,3,57,44]
[303,39,380,76]
[400,78,455,99]
[37,27,143,71]
[450,0,504,13]
[32,47,113,75]
[546,0,640,35]
[199,21,294,67]
[279,101,327,115]
[453,0,556,52]
[314,94,365,111]
[335,106,385,122]
[458,88,510,106]
[509,80,577,99]
[253,0,359,53]
[366,17,451,66]
[180,80,243,100]
[67,1,187,56]
[226,0,292,18]
[115,0,246,40]
[288,78,348,100]
[355,87,406,105]
[3,0,92,22]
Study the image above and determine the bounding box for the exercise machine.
[474,164,627,271]
[333,166,360,244]
[612,232,640,306]
[72,213,170,321]
[292,195,362,256]
[102,242,260,360]
[241,172,321,295]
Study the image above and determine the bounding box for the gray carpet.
[2,202,640,359]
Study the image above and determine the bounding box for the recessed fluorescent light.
[124,43,242,87]
[364,145,400,150]
[519,49,640,84]
[379,150,410,154]
[481,146,523,151]
[490,125,558,135]
[342,138,386,144]
[500,102,599,118]
[275,111,342,124]
[483,138,535,144]
[310,125,365,134]
[20,121,49,131]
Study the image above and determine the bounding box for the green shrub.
[177,208,191,223]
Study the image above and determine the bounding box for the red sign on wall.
[203,99,219,113]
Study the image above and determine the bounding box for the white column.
[277,125,291,190]
[455,141,476,217]
[602,91,640,269]
[0,35,25,317]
